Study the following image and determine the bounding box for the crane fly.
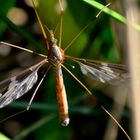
[0,0,128,127]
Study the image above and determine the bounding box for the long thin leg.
[61,64,93,95]
[64,2,111,52]
[32,0,50,50]
[102,106,131,140]
[0,41,47,58]
[58,0,64,48]
[0,64,50,123]
[27,65,51,110]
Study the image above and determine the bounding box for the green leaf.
[83,0,140,31]
[0,133,10,140]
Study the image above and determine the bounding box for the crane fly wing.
[0,69,39,108]
[0,59,48,108]
[75,59,129,85]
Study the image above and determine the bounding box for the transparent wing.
[0,60,47,108]
[0,70,38,108]
[78,59,128,85]
[70,58,129,85]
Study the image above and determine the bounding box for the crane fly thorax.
[48,31,64,66]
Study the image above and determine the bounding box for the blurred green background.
[0,0,132,140]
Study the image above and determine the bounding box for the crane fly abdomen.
[55,66,69,126]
